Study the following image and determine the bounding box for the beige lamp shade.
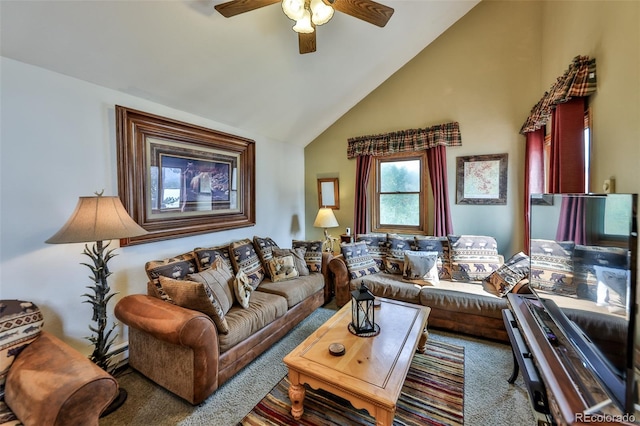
[313,207,339,228]
[46,195,148,244]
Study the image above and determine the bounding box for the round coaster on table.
[328,343,345,356]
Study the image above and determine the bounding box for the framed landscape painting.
[456,153,508,205]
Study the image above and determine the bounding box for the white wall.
[0,57,306,354]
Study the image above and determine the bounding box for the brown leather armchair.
[3,331,119,426]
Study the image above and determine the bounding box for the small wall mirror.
[317,178,339,209]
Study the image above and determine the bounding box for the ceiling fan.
[214,0,394,54]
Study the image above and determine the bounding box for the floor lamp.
[45,191,148,415]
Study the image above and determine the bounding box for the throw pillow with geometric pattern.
[253,236,280,278]
[292,240,323,273]
[229,239,265,289]
[341,242,380,280]
[145,252,199,302]
[484,251,530,297]
[355,233,388,271]
[448,235,501,281]
[0,300,44,403]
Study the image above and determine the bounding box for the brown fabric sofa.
[115,238,332,405]
[328,234,530,342]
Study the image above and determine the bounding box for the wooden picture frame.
[317,177,339,209]
[116,105,255,246]
[456,153,508,205]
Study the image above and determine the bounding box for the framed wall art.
[116,105,255,246]
[456,153,508,205]
[317,177,339,209]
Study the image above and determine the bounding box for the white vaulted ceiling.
[0,0,479,146]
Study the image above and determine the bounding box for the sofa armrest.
[320,252,334,303]
[115,294,218,349]
[328,256,351,307]
[5,331,118,426]
[114,294,219,404]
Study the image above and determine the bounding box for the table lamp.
[313,207,339,252]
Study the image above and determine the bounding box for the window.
[371,152,427,234]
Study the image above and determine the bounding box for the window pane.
[161,167,182,209]
[604,195,631,236]
[380,160,420,192]
[380,194,420,225]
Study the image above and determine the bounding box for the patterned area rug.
[240,340,464,426]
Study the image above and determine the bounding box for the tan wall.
[540,0,640,194]
[305,0,639,257]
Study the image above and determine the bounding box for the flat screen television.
[528,193,638,414]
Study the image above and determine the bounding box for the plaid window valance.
[347,122,461,159]
[520,56,596,134]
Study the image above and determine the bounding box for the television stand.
[505,294,633,425]
[502,308,553,426]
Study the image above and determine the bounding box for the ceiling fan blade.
[215,0,280,18]
[298,31,317,54]
[330,0,394,27]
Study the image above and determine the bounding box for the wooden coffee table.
[283,297,431,426]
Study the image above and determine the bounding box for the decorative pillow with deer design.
[267,255,299,282]
[341,242,380,280]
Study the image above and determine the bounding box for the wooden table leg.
[375,406,395,426]
[417,325,429,354]
[288,371,306,419]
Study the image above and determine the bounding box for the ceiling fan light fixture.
[282,0,306,21]
[292,9,314,33]
[310,0,333,26]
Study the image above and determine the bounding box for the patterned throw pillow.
[355,233,388,271]
[229,239,265,289]
[292,240,323,273]
[384,234,415,274]
[413,236,450,279]
[234,269,253,308]
[267,255,299,282]
[158,275,230,334]
[193,245,232,271]
[145,252,199,302]
[272,248,309,276]
[530,239,575,294]
[485,252,530,297]
[0,300,43,402]
[448,235,501,281]
[253,236,280,277]
[188,257,235,313]
[341,242,380,280]
[403,251,439,285]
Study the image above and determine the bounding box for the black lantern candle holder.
[349,283,379,336]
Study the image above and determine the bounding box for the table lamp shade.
[313,207,339,229]
[46,196,147,244]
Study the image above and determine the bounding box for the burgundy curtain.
[556,195,586,244]
[427,145,453,236]
[353,155,372,235]
[549,97,586,193]
[524,128,545,254]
